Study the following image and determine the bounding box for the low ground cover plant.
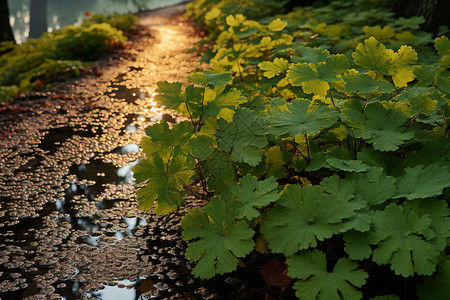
[133,1,449,298]
[0,13,136,102]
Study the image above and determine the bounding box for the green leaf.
[436,69,450,94]
[397,86,438,115]
[372,203,441,276]
[413,65,435,87]
[435,36,450,68]
[188,71,207,85]
[344,104,414,151]
[404,199,450,251]
[395,16,425,29]
[292,46,329,63]
[321,174,370,232]
[264,145,288,178]
[261,184,354,256]
[181,197,254,279]
[435,36,450,56]
[204,70,232,86]
[343,71,394,94]
[133,151,195,214]
[287,54,349,96]
[326,158,369,173]
[258,57,289,78]
[354,167,396,206]
[288,250,368,300]
[201,150,237,194]
[352,37,394,74]
[228,175,280,220]
[187,134,214,160]
[202,87,246,121]
[154,81,183,108]
[417,258,450,300]
[269,98,339,137]
[395,164,450,200]
[216,108,267,166]
[181,84,203,118]
[141,121,193,161]
[321,174,357,203]
[344,230,378,260]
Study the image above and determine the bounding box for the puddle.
[106,67,149,104]
[0,6,233,299]
[40,125,101,155]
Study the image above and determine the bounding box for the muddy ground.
[0,4,295,300]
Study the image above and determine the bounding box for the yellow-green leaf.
[388,45,418,87]
[267,18,288,32]
[259,57,290,78]
[352,37,394,74]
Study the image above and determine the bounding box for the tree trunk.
[29,0,47,38]
[0,0,15,43]
[393,0,450,34]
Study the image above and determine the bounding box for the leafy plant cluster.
[0,13,137,102]
[133,0,450,299]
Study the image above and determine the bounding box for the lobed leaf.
[344,103,414,151]
[288,250,368,300]
[154,81,183,108]
[258,57,290,78]
[133,151,195,214]
[287,54,349,96]
[261,184,354,256]
[352,37,394,74]
[417,259,450,300]
[269,98,339,137]
[388,45,418,87]
[228,174,280,220]
[395,164,450,200]
[181,197,254,279]
[292,46,329,63]
[343,71,394,94]
[141,121,193,161]
[216,108,267,166]
[372,203,441,276]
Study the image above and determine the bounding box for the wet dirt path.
[0,5,211,299]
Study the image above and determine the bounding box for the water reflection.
[8,0,185,43]
[91,279,138,299]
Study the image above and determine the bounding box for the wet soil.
[0,5,203,299]
[0,5,296,300]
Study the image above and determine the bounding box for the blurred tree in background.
[0,0,15,43]
[393,0,450,33]
[29,0,48,38]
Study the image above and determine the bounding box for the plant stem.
[358,138,363,151]
[305,134,311,162]
[288,140,309,163]
[328,89,336,107]
[236,56,243,82]
[402,113,420,133]
[165,148,173,175]
[197,160,209,194]
[441,108,449,137]
[184,98,197,132]
[361,70,378,113]
[183,183,203,199]
[198,84,206,130]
